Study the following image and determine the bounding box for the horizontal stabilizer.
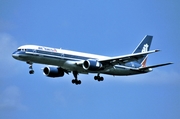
[139,62,173,70]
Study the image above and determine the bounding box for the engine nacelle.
[43,67,64,77]
[82,59,102,71]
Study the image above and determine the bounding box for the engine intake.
[83,59,102,71]
[43,67,64,77]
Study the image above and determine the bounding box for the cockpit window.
[17,49,27,51]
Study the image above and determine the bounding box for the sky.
[0,0,180,119]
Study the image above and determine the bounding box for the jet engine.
[82,59,102,71]
[43,67,64,77]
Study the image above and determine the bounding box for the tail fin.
[132,35,153,66]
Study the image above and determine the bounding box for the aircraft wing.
[99,49,160,66]
[138,62,173,70]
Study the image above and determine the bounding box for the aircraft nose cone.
[12,51,19,59]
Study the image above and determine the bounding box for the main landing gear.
[94,73,104,82]
[71,72,104,85]
[72,71,81,85]
[27,62,34,74]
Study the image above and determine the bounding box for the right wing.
[99,49,160,66]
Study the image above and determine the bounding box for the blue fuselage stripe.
[17,49,93,61]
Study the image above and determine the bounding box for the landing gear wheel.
[94,74,104,82]
[77,80,81,85]
[98,78,101,82]
[72,71,82,85]
[100,77,104,81]
[72,79,81,85]
[72,79,75,84]
[94,76,98,80]
[27,62,34,74]
[29,70,34,74]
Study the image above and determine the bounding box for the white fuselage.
[12,45,147,76]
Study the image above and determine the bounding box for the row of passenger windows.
[17,49,90,60]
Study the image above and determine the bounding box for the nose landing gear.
[27,62,34,74]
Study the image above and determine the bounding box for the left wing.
[99,49,159,66]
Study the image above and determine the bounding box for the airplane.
[12,35,172,85]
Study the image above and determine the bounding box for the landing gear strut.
[27,62,34,74]
[72,71,81,85]
[94,73,104,81]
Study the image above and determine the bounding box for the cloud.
[0,33,17,62]
[0,33,19,80]
[0,20,16,31]
[150,69,180,85]
[0,86,27,111]
[53,91,67,107]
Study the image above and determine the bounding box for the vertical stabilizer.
[132,35,153,65]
